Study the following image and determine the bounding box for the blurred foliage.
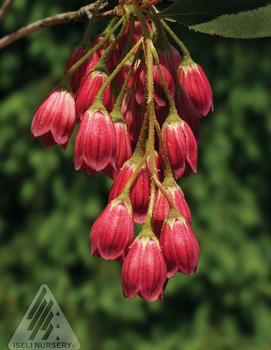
[1,1,271,350]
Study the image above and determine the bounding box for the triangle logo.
[8,285,80,349]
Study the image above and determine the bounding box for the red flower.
[136,64,175,108]
[74,108,116,173]
[153,181,191,236]
[31,88,76,149]
[90,199,134,260]
[178,61,213,117]
[109,161,150,224]
[172,186,192,223]
[121,235,167,301]
[118,20,150,53]
[92,34,120,73]
[117,62,136,90]
[121,89,144,146]
[130,166,150,223]
[159,45,182,78]
[108,162,150,224]
[109,162,133,199]
[65,47,99,93]
[161,116,198,179]
[160,214,200,277]
[175,89,200,140]
[104,121,132,179]
[75,70,114,119]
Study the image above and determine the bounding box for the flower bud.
[130,166,150,223]
[178,61,213,117]
[153,181,191,236]
[90,198,134,260]
[160,213,199,277]
[121,234,167,301]
[153,190,169,237]
[75,70,114,119]
[74,108,116,173]
[118,20,151,52]
[161,115,198,179]
[136,64,175,107]
[106,121,132,179]
[109,160,150,224]
[109,162,133,199]
[65,47,99,93]
[121,90,144,146]
[173,187,192,223]
[159,45,182,78]
[175,89,200,140]
[153,65,176,107]
[31,88,76,149]
[92,34,120,73]
[117,62,136,90]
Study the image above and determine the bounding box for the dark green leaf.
[190,4,271,38]
[162,0,271,25]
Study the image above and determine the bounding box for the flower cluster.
[31,0,213,302]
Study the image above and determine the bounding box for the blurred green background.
[1,1,271,349]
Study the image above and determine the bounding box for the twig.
[0,0,113,49]
[0,0,14,21]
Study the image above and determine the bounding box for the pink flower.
[121,89,144,146]
[74,108,116,173]
[117,62,136,90]
[178,61,213,117]
[130,166,150,223]
[153,181,191,236]
[109,160,150,224]
[90,199,134,260]
[121,235,167,301]
[104,121,132,179]
[161,116,198,179]
[175,89,200,140]
[75,70,114,119]
[31,88,76,149]
[109,162,133,199]
[160,214,200,277]
[136,64,175,108]
[159,45,182,78]
[65,47,99,93]
[109,161,150,224]
[118,20,149,52]
[92,34,120,73]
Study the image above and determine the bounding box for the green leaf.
[162,0,271,25]
[190,4,271,38]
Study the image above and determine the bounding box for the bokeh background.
[1,1,271,349]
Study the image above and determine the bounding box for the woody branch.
[0,0,113,49]
[0,0,14,21]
